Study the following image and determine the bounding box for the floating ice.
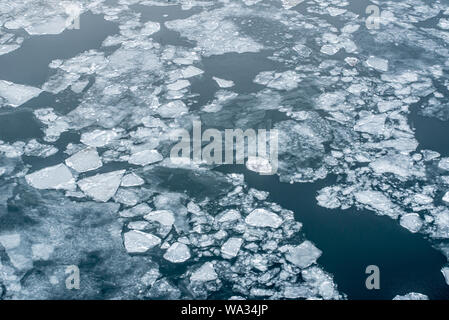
[120,203,152,218]
[124,230,161,253]
[163,242,191,263]
[78,170,125,202]
[221,237,243,259]
[80,130,119,148]
[366,56,389,72]
[0,80,42,107]
[213,77,234,88]
[121,173,145,187]
[65,147,102,173]
[156,100,188,118]
[246,157,274,175]
[31,244,54,261]
[144,210,175,227]
[254,71,301,91]
[25,164,75,191]
[281,0,304,9]
[245,208,283,228]
[354,190,400,218]
[165,9,263,57]
[167,80,190,91]
[190,262,218,282]
[286,241,322,268]
[0,234,21,250]
[399,213,423,233]
[442,267,449,286]
[181,66,204,78]
[354,114,386,135]
[128,150,163,166]
[393,292,429,300]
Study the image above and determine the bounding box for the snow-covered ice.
[163,242,191,263]
[65,147,102,173]
[124,230,161,253]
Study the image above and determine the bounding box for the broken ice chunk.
[190,262,218,282]
[163,242,191,263]
[25,164,75,191]
[128,150,163,166]
[438,158,449,171]
[144,210,175,227]
[366,56,389,72]
[181,66,204,78]
[0,233,21,250]
[442,267,449,286]
[141,21,161,35]
[167,80,190,91]
[213,77,234,88]
[393,292,429,300]
[156,100,188,118]
[121,173,145,187]
[31,244,54,261]
[124,230,161,253]
[221,237,243,259]
[282,0,304,9]
[246,157,274,175]
[78,170,125,202]
[0,80,42,107]
[245,208,283,228]
[65,147,102,173]
[354,113,386,135]
[399,213,423,233]
[285,241,322,268]
[120,203,152,218]
[80,129,119,148]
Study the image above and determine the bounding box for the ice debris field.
[0,0,449,300]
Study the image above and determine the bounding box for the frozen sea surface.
[1,0,449,300]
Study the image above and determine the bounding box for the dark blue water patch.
[216,165,449,300]
[0,109,43,142]
[0,12,118,87]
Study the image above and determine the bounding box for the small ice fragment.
[246,157,274,175]
[399,213,423,233]
[320,44,340,55]
[128,150,163,166]
[121,173,145,187]
[167,80,190,91]
[441,267,449,286]
[190,262,218,282]
[78,170,125,202]
[144,210,175,226]
[438,158,449,171]
[25,164,75,191]
[0,234,21,250]
[120,203,152,218]
[141,21,161,35]
[65,147,102,173]
[345,57,359,66]
[213,77,234,88]
[163,242,191,263]
[221,237,243,259]
[31,244,54,261]
[443,191,449,204]
[393,293,429,300]
[80,130,119,147]
[245,208,283,228]
[156,100,188,118]
[124,230,161,253]
[182,66,204,78]
[285,241,322,268]
[0,80,42,107]
[282,0,304,9]
[366,56,389,72]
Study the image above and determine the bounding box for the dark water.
[218,166,449,300]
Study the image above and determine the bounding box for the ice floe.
[124,230,161,253]
[0,80,42,107]
[25,164,75,191]
[65,147,102,173]
[78,170,125,202]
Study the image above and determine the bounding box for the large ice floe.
[1,0,449,301]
